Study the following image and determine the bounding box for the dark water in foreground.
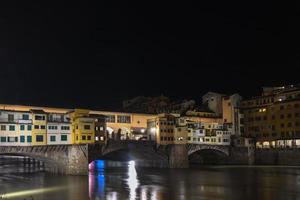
[1,157,300,200]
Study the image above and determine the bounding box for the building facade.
[47,113,71,145]
[241,84,300,148]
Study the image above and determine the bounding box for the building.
[202,92,225,115]
[47,113,71,145]
[0,110,32,146]
[31,109,47,146]
[186,121,231,145]
[222,94,244,136]
[241,84,300,148]
[90,114,107,143]
[147,113,232,146]
[91,110,156,140]
[69,109,95,144]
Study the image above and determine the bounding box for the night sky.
[0,1,298,110]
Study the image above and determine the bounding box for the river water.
[1,156,300,200]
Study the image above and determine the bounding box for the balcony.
[0,118,32,124]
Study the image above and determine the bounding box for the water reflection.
[127,161,138,200]
[89,160,164,200]
[89,161,300,200]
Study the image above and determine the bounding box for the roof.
[30,109,46,114]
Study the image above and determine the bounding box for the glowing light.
[141,129,145,133]
[1,186,66,199]
[150,127,156,133]
[127,161,139,200]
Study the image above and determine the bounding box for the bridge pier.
[168,144,189,168]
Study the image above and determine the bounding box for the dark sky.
[0,1,298,110]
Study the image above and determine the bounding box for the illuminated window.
[106,115,116,123]
[117,115,131,123]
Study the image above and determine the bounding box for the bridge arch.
[187,144,230,156]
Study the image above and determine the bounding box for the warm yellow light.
[1,186,66,199]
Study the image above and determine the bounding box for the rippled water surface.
[2,157,300,200]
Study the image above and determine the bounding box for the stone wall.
[255,148,300,165]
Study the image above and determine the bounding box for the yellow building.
[69,109,95,144]
[31,109,47,145]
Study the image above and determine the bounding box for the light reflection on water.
[89,160,300,200]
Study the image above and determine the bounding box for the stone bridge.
[0,145,88,175]
[0,141,254,175]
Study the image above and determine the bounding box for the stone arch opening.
[188,149,229,165]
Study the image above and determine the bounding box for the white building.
[0,110,33,146]
[47,113,71,145]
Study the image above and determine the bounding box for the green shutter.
[61,135,67,141]
[1,137,6,142]
[20,136,25,143]
[27,136,32,143]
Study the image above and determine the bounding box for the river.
[1,156,300,200]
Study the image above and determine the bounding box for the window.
[1,137,7,142]
[40,125,46,129]
[1,125,6,131]
[36,135,44,142]
[27,136,32,143]
[295,104,299,108]
[8,137,17,142]
[61,126,70,130]
[280,114,285,119]
[8,114,14,122]
[281,123,285,128]
[61,135,68,141]
[84,125,91,130]
[117,115,131,123]
[106,115,116,123]
[287,114,292,118]
[20,136,25,143]
[160,136,163,141]
[20,125,25,131]
[82,135,86,140]
[35,115,45,120]
[34,125,39,129]
[87,136,91,140]
[22,114,29,120]
[50,136,56,142]
[27,125,32,131]
[288,123,292,127]
[9,125,15,131]
[295,113,300,118]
